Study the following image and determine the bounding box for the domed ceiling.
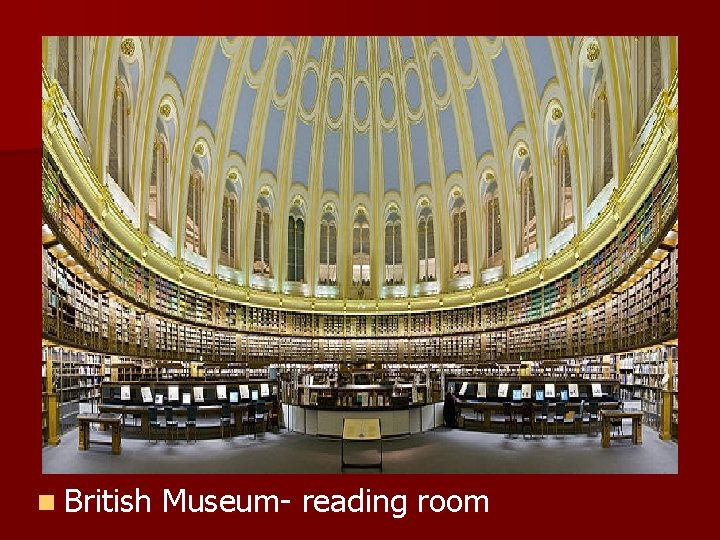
[44,36,673,302]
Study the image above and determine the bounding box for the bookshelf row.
[614,343,678,439]
[40,233,677,355]
[41,347,103,435]
[43,238,677,365]
[42,145,678,337]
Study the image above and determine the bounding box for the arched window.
[287,202,305,283]
[185,169,204,255]
[417,203,435,282]
[319,208,337,286]
[636,36,663,131]
[108,78,131,199]
[253,193,272,276]
[219,194,237,268]
[56,36,83,123]
[352,208,370,286]
[553,127,574,234]
[149,134,169,232]
[519,165,537,255]
[450,192,469,277]
[485,182,503,267]
[590,80,613,201]
[384,207,403,285]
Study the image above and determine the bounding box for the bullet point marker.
[39,495,54,511]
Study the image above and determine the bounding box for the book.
[477,382,487,398]
[498,383,509,398]
[193,386,204,402]
[521,384,532,399]
[120,385,130,401]
[545,383,556,399]
[216,385,227,400]
[568,384,579,398]
[140,386,153,404]
[182,392,191,405]
[260,384,269,397]
[168,385,179,402]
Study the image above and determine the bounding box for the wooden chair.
[255,402,267,433]
[535,401,549,438]
[574,400,585,434]
[185,405,197,442]
[554,402,566,436]
[164,407,178,443]
[520,401,534,439]
[503,402,516,439]
[220,403,233,438]
[266,401,280,433]
[147,407,160,444]
[242,404,258,439]
[587,401,599,435]
[610,402,624,438]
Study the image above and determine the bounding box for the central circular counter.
[285,404,444,437]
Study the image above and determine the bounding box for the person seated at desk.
[443,392,458,428]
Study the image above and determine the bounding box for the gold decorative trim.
[586,42,600,63]
[120,38,136,57]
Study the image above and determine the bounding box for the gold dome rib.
[469,37,515,272]
[439,36,482,285]
[406,37,449,292]
[207,37,251,276]
[275,37,311,289]
[242,37,282,286]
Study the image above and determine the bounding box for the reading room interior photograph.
[41,36,678,473]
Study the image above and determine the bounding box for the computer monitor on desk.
[560,390,569,402]
[251,389,259,402]
[512,389,522,401]
[535,389,545,401]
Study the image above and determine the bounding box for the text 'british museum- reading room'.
[41,36,678,474]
